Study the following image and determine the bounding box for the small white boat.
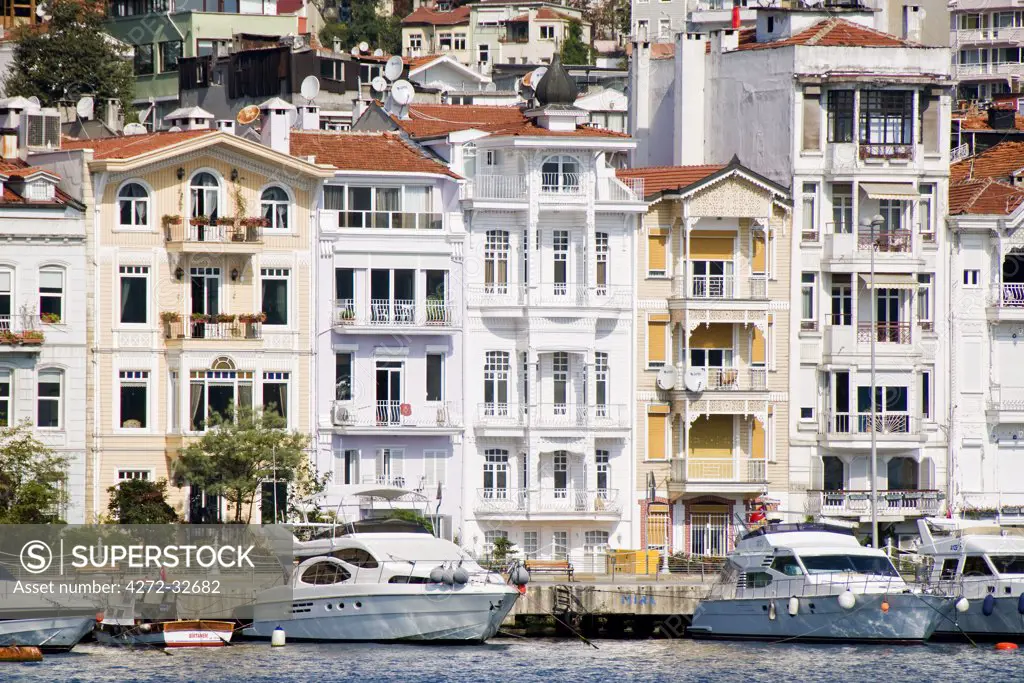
[0,616,96,653]
[690,522,950,642]
[917,518,1024,639]
[245,487,523,643]
[95,619,235,648]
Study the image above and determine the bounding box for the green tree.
[288,457,332,523]
[319,0,402,55]
[107,478,179,524]
[3,0,134,115]
[0,422,68,523]
[491,536,517,563]
[171,406,309,524]
[561,20,593,66]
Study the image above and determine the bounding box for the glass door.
[375,361,403,425]
[190,268,220,338]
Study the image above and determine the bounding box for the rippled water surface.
[1,640,1021,683]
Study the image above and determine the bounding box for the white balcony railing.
[466,284,526,307]
[331,401,461,429]
[605,176,644,201]
[670,457,766,483]
[464,174,529,200]
[474,402,627,428]
[686,366,767,391]
[466,283,630,308]
[333,299,458,327]
[679,275,767,300]
[807,490,943,517]
[476,402,528,427]
[475,488,622,515]
[993,283,1024,308]
[824,411,918,436]
[541,172,584,195]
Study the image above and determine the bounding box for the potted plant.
[425,285,447,324]
[239,312,266,338]
[21,330,44,345]
[337,308,355,324]
[190,312,210,323]
[40,312,61,324]
[191,215,211,226]
[0,330,17,345]
[160,311,181,338]
[162,214,183,226]
[215,313,236,324]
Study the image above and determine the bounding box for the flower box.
[21,331,44,345]
[162,215,183,226]
[40,313,62,324]
[191,215,211,226]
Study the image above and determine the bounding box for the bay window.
[859,90,913,145]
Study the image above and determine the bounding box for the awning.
[859,273,918,290]
[859,182,918,200]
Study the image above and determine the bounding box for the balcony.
[329,210,443,231]
[474,488,622,518]
[0,315,44,353]
[955,28,1024,45]
[466,284,527,308]
[986,386,1024,422]
[857,321,911,344]
[858,144,914,161]
[332,298,459,332]
[819,411,924,449]
[987,283,1024,322]
[163,317,263,342]
[462,174,528,201]
[807,490,944,519]
[465,284,631,311]
[955,62,1024,78]
[674,366,767,392]
[669,457,767,495]
[331,401,462,434]
[856,230,913,254]
[164,220,263,253]
[473,402,628,431]
[604,176,644,202]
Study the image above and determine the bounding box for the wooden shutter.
[751,326,766,365]
[802,89,821,151]
[647,411,668,460]
[751,418,766,460]
[690,236,734,260]
[920,94,940,154]
[646,504,669,547]
[647,316,668,364]
[752,230,767,274]
[648,230,668,273]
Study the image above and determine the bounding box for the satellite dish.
[300,75,321,101]
[384,55,404,81]
[236,105,260,125]
[75,96,94,119]
[390,80,414,106]
[123,122,148,136]
[683,367,708,394]
[656,366,677,391]
[350,45,361,57]
[373,48,384,57]
[485,82,497,93]
[522,67,547,89]
[358,41,370,54]
[27,96,40,107]
[370,76,388,93]
[167,125,182,133]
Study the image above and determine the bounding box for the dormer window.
[25,180,54,202]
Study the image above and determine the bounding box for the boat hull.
[689,593,949,643]
[95,620,235,648]
[245,585,520,643]
[0,616,96,653]
[934,595,1024,640]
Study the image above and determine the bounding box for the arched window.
[541,155,580,192]
[261,186,289,230]
[118,183,149,228]
[189,172,220,220]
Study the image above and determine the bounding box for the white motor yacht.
[0,567,97,652]
[245,488,522,643]
[917,518,1024,639]
[689,523,950,642]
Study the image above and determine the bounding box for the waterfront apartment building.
[0,98,88,522]
[946,141,1024,519]
[617,161,792,558]
[294,129,467,539]
[950,0,1024,102]
[356,59,646,564]
[631,6,954,540]
[53,104,332,520]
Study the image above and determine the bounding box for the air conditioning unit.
[332,403,352,425]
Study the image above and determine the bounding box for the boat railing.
[726,572,914,601]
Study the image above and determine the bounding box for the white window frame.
[453,32,467,50]
[0,368,10,428]
[552,530,568,560]
[918,184,935,241]
[917,273,933,329]
[647,228,670,278]
[438,32,453,50]
[36,368,63,429]
[522,530,539,559]
[189,170,222,221]
[646,315,669,369]
[117,180,151,230]
[260,267,291,327]
[801,182,818,241]
[261,371,290,424]
[335,448,360,486]
[483,449,509,497]
[426,352,445,403]
[118,265,149,326]
[422,449,447,489]
[117,469,153,483]
[483,529,508,556]
[963,269,980,288]
[596,449,610,495]
[539,25,555,40]
[478,43,490,63]
[409,33,422,50]
[801,272,817,331]
[118,370,150,431]
[260,185,290,231]
[38,266,65,324]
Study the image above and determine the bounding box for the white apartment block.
[951,0,1024,102]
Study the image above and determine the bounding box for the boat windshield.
[989,555,1024,575]
[799,554,899,577]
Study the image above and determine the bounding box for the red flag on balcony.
[732,5,741,29]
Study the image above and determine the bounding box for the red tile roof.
[954,112,1024,132]
[61,130,216,159]
[534,7,574,20]
[616,165,727,196]
[0,158,73,206]
[735,19,918,51]
[290,131,460,177]
[949,178,1024,215]
[950,141,1024,185]
[402,5,471,25]
[393,104,629,139]
[625,43,675,60]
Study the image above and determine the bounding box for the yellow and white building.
[619,161,792,557]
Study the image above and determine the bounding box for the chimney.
[0,97,26,159]
[298,104,320,131]
[164,106,214,130]
[258,97,295,154]
[675,33,707,166]
[332,37,342,53]
[215,119,236,134]
[902,6,923,42]
[103,98,124,133]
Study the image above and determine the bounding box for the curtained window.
[118,183,149,227]
[262,372,289,421]
[119,266,148,324]
[261,186,289,230]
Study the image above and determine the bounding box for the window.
[484,150,497,167]
[190,172,220,220]
[917,274,933,329]
[119,371,148,429]
[541,155,580,192]
[540,25,555,40]
[0,269,10,329]
[963,269,980,287]
[801,272,817,330]
[118,183,149,228]
[188,365,253,431]
[320,58,344,80]
[830,274,852,326]
[159,40,181,73]
[335,352,352,401]
[453,33,467,50]
[859,90,913,145]
[690,348,734,369]
[261,187,289,230]
[770,555,803,576]
[426,353,444,402]
[552,450,569,497]
[801,182,818,240]
[336,449,359,485]
[921,369,932,420]
[552,531,568,560]
[766,15,774,33]
[831,183,852,234]
[134,43,154,75]
[595,232,609,295]
[595,352,608,413]
[0,370,9,427]
[37,369,62,428]
[478,44,490,63]
[483,351,510,411]
[260,268,289,326]
[196,39,231,57]
[596,450,609,495]
[919,184,934,240]
[553,352,568,411]
[119,266,148,324]
[262,371,289,420]
[439,32,453,50]
[553,230,568,295]
[800,407,814,421]
[636,19,650,39]
[484,529,508,556]
[647,316,668,367]
[939,558,959,581]
[39,267,64,323]
[827,90,854,143]
[963,556,994,577]
[523,531,538,559]
[409,34,422,50]
[301,562,350,585]
[484,230,509,293]
[648,228,668,277]
[658,18,671,38]
[117,469,151,482]
[483,449,509,497]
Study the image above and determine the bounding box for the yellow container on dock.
[607,550,662,575]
